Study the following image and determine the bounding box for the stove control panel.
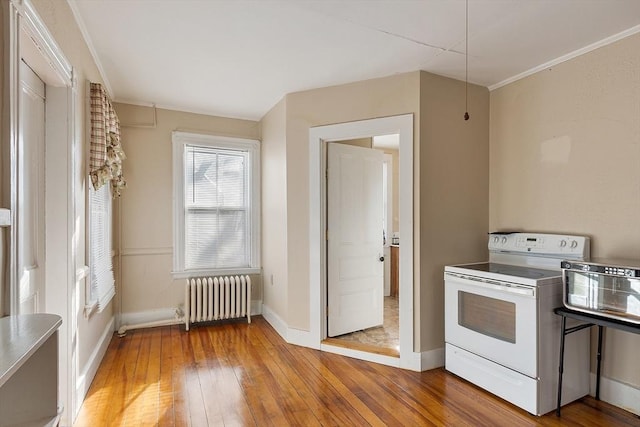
[489,232,590,259]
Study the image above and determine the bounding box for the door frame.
[3,0,78,423]
[309,114,418,370]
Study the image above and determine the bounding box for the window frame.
[172,131,260,278]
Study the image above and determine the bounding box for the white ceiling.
[68,0,640,121]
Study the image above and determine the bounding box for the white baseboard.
[590,373,640,416]
[261,303,318,348]
[286,326,318,349]
[420,347,445,371]
[118,301,263,331]
[321,343,400,368]
[261,303,288,339]
[260,304,443,369]
[118,307,180,329]
[75,316,114,416]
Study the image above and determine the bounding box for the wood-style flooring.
[74,316,640,426]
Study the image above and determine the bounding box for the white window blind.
[184,146,249,269]
[172,132,260,277]
[89,183,115,311]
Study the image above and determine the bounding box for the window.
[173,132,260,277]
[88,183,115,311]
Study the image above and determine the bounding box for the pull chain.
[464,0,470,121]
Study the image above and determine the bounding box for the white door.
[327,143,384,337]
[18,61,46,314]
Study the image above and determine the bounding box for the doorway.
[309,114,417,370]
[325,136,399,356]
[4,2,78,423]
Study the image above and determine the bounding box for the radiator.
[184,275,251,331]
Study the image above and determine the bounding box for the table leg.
[596,325,603,400]
[556,315,567,417]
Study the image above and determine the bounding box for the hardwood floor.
[74,316,640,426]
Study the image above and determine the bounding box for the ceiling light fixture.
[464,0,470,121]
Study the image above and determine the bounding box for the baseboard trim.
[75,316,114,417]
[590,373,640,416]
[118,301,263,332]
[261,303,318,349]
[420,347,445,371]
[118,308,180,329]
[261,303,288,339]
[321,342,400,368]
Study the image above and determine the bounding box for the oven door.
[445,272,538,377]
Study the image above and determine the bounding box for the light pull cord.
[464,0,470,121]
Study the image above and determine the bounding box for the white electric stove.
[444,232,591,415]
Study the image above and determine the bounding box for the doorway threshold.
[322,338,399,358]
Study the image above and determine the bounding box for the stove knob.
[501,236,507,245]
[570,240,578,249]
[492,236,499,244]
[560,239,567,247]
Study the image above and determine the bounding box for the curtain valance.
[89,82,126,196]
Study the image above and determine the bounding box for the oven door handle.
[445,272,536,297]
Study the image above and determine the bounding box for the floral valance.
[89,82,126,196]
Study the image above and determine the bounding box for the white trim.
[489,24,640,91]
[420,347,445,371]
[172,268,262,279]
[309,114,416,369]
[590,373,640,416]
[172,131,261,277]
[75,265,90,282]
[261,303,318,349]
[75,317,114,415]
[14,0,72,84]
[286,327,318,349]
[261,304,289,341]
[65,0,113,96]
[320,343,400,368]
[118,308,183,327]
[120,247,172,256]
[5,1,78,424]
[119,302,263,333]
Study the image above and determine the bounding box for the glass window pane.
[185,209,247,269]
[181,141,253,271]
[458,291,516,343]
[218,153,245,207]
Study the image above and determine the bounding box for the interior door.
[18,61,45,314]
[327,142,384,337]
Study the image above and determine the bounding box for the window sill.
[172,267,261,280]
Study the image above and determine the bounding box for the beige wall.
[490,34,640,388]
[418,71,490,350]
[261,99,288,320]
[30,0,112,383]
[281,72,421,331]
[263,71,489,355]
[114,103,262,318]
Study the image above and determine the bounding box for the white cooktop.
[445,232,591,287]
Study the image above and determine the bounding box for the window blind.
[184,145,249,270]
[89,182,115,311]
